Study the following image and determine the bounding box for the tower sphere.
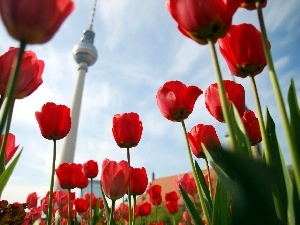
[72,29,97,66]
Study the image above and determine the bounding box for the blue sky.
[1,0,299,203]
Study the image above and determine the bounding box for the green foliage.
[134,205,185,225]
[195,160,212,215]
[179,185,204,225]
[212,180,229,225]
[0,149,22,194]
[205,148,283,225]
[265,108,288,223]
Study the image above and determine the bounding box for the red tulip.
[0,133,19,164]
[83,192,99,209]
[176,173,197,197]
[218,24,269,78]
[55,163,84,189]
[35,102,71,140]
[55,190,69,208]
[242,110,262,145]
[147,184,162,206]
[26,192,38,209]
[101,159,130,200]
[166,0,243,45]
[0,47,44,99]
[59,204,75,220]
[83,160,98,179]
[182,211,191,222]
[165,201,178,214]
[129,166,148,195]
[74,198,89,213]
[137,202,152,217]
[112,112,143,148]
[205,80,245,122]
[240,0,267,10]
[165,191,179,202]
[188,124,221,158]
[116,203,129,221]
[76,167,89,189]
[150,222,164,225]
[156,80,203,122]
[29,206,42,223]
[165,191,179,214]
[0,0,74,44]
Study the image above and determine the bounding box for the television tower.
[54,0,98,189]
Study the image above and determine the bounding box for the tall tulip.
[83,160,98,179]
[205,80,245,122]
[176,173,197,197]
[0,47,44,99]
[147,184,162,206]
[26,192,38,209]
[112,112,143,148]
[188,124,221,158]
[0,0,75,44]
[129,166,148,195]
[55,163,84,189]
[242,110,262,145]
[74,198,89,213]
[101,159,130,201]
[137,202,152,217]
[166,0,243,45]
[218,24,269,78]
[156,80,202,122]
[35,102,71,140]
[0,133,19,164]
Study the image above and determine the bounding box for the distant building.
[80,179,103,198]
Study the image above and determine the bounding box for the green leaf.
[212,180,229,225]
[287,78,300,153]
[265,109,288,223]
[0,149,22,194]
[195,160,213,215]
[228,104,251,156]
[99,181,116,225]
[179,184,204,225]
[205,148,283,225]
[92,198,103,225]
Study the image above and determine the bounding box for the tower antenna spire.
[89,0,98,30]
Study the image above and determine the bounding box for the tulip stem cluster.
[181,121,211,225]
[256,0,300,196]
[207,38,237,151]
[249,75,270,162]
[47,140,57,225]
[0,41,26,176]
[204,157,213,200]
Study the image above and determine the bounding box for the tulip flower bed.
[0,0,299,225]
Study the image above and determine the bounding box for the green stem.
[181,121,211,225]
[172,213,176,225]
[155,205,159,223]
[249,75,270,162]
[47,139,57,225]
[90,178,93,225]
[204,157,213,200]
[109,200,116,225]
[207,38,237,151]
[256,0,300,196]
[132,195,136,225]
[0,40,26,174]
[0,99,15,176]
[68,189,71,225]
[127,147,132,225]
